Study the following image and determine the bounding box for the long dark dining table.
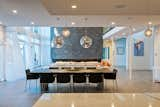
[30,68,113,91]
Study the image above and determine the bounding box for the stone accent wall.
[51,27,103,61]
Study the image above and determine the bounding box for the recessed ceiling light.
[12,10,18,14]
[148,21,152,25]
[71,5,77,9]
[31,21,34,25]
[132,28,136,31]
[111,22,115,25]
[71,22,75,25]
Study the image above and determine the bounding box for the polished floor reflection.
[0,68,160,107]
[33,93,160,107]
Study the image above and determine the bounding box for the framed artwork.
[117,47,125,55]
[134,40,144,56]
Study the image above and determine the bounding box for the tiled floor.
[0,68,160,107]
[33,93,160,107]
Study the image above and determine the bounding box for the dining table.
[30,67,113,91]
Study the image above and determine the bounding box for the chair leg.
[40,83,43,93]
[70,84,72,93]
[40,83,44,93]
[115,80,118,91]
[29,80,31,89]
[56,84,58,93]
[71,83,74,93]
[36,79,37,91]
[112,80,115,92]
[25,80,27,90]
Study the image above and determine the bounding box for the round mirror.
[54,36,64,48]
[80,35,92,48]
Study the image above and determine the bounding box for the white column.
[126,27,133,80]
[0,25,6,81]
[153,26,160,82]
[112,38,116,67]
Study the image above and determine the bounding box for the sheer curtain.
[5,31,25,81]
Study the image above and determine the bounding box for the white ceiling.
[43,0,160,15]
[103,26,146,39]
[0,0,160,26]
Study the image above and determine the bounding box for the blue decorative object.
[134,40,144,56]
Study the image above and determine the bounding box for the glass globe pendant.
[62,28,70,37]
[145,27,152,37]
[80,35,92,48]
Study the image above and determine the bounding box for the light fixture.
[132,28,136,32]
[31,21,35,25]
[148,21,152,25]
[111,22,115,25]
[62,28,70,37]
[0,21,2,25]
[144,22,152,38]
[62,17,70,37]
[12,10,18,14]
[71,22,75,25]
[71,5,77,9]
[144,0,152,38]
[145,28,152,37]
[80,35,92,48]
[71,0,77,9]
[80,18,92,48]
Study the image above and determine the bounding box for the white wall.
[131,31,154,70]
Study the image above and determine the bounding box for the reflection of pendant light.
[54,36,64,48]
[144,0,152,37]
[62,16,70,37]
[51,27,64,48]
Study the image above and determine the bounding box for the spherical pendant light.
[62,28,70,37]
[145,28,152,37]
[80,35,92,48]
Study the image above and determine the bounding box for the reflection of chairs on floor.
[104,69,118,91]
[25,69,39,90]
[88,73,103,89]
[56,73,71,92]
[73,73,87,92]
[40,74,55,92]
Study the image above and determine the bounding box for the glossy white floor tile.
[33,93,160,107]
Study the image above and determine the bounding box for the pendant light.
[144,0,152,37]
[145,27,152,37]
[80,18,92,48]
[62,16,70,37]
